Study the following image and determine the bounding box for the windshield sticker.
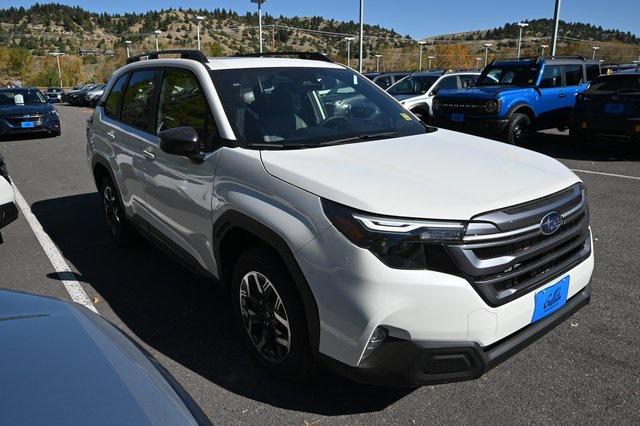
[400,112,413,121]
[353,75,358,85]
[14,94,25,105]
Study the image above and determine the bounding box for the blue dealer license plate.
[451,113,464,122]
[604,103,625,114]
[21,121,35,128]
[531,276,570,323]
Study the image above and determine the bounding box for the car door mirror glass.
[159,126,200,159]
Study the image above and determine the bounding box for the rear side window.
[104,73,128,119]
[121,69,159,132]
[587,75,640,92]
[563,65,583,86]
[459,75,478,88]
[433,76,458,92]
[586,64,601,81]
[540,65,562,88]
[157,68,219,152]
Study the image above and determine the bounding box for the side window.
[103,73,128,119]
[375,76,393,89]
[433,76,458,94]
[586,64,601,81]
[563,65,583,86]
[121,69,159,132]
[540,65,562,88]
[157,68,219,152]
[459,75,478,89]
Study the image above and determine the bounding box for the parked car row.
[66,83,106,107]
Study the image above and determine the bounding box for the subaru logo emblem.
[540,212,563,235]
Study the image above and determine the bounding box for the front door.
[142,67,222,271]
[537,64,565,129]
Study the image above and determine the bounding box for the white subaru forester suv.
[86,50,594,386]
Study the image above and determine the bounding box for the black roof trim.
[126,49,208,65]
[232,51,333,63]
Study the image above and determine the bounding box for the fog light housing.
[362,327,387,359]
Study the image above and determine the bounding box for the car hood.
[438,85,532,100]
[260,129,579,220]
[0,289,205,425]
[0,103,53,116]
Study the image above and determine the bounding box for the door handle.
[558,93,567,98]
[106,130,115,139]
[143,148,156,160]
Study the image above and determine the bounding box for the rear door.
[142,67,223,270]
[114,68,161,219]
[537,64,565,128]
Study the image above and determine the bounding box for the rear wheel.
[231,246,315,381]
[505,113,531,146]
[99,176,138,246]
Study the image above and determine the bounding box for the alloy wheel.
[102,185,121,234]
[239,271,291,362]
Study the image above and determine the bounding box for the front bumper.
[324,284,591,387]
[434,115,508,136]
[0,117,60,136]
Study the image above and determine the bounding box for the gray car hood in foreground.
[261,129,579,220]
[0,289,208,426]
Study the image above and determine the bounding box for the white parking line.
[571,169,640,181]
[12,183,98,313]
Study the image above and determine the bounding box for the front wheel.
[231,247,315,381]
[505,113,531,146]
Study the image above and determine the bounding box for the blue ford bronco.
[432,57,601,144]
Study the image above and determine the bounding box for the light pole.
[592,46,600,60]
[550,0,562,57]
[540,44,548,57]
[475,57,482,69]
[427,55,434,70]
[344,37,355,68]
[418,41,427,70]
[49,52,64,88]
[359,0,364,73]
[125,40,132,58]
[517,22,529,58]
[195,16,204,51]
[483,43,492,66]
[251,0,266,53]
[374,54,382,72]
[154,30,161,51]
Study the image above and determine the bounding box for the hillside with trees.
[0,4,638,86]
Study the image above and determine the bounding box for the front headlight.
[485,100,498,113]
[322,199,466,269]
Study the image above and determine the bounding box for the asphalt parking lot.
[1,105,639,424]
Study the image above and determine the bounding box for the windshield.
[0,89,47,106]
[478,63,540,86]
[587,75,640,93]
[210,67,430,148]
[388,75,440,96]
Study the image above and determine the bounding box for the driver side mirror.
[159,127,203,163]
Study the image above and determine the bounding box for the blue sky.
[5,0,640,39]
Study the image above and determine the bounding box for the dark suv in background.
[433,57,601,144]
[571,70,640,144]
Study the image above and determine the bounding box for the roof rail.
[126,49,208,65]
[549,55,587,61]
[233,51,333,63]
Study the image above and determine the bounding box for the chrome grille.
[445,183,591,307]
[6,114,43,127]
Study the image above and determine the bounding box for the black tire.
[98,176,138,246]
[50,130,61,137]
[505,113,531,145]
[231,246,315,381]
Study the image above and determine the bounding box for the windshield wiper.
[318,131,399,146]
